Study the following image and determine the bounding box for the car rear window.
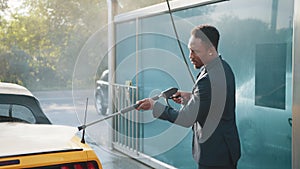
[0,104,36,123]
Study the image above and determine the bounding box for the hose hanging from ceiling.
[165,0,195,83]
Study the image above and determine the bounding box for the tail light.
[29,161,99,169]
[87,162,97,169]
[59,161,99,169]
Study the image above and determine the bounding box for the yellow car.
[0,82,102,169]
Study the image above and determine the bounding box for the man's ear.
[208,46,216,55]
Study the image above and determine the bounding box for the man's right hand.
[135,98,154,110]
[171,91,191,105]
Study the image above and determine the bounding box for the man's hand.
[171,91,192,105]
[136,98,154,110]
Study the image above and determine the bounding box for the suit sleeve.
[152,76,211,128]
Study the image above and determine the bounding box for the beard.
[194,65,200,69]
[194,64,203,69]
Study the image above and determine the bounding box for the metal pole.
[271,0,278,32]
[107,0,117,150]
[135,17,139,154]
[292,0,300,168]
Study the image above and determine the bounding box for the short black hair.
[191,24,220,51]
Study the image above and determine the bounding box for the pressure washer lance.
[78,87,178,131]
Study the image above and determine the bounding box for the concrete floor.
[90,143,153,169]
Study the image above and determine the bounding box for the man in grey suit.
[136,25,241,169]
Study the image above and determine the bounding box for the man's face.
[188,36,207,69]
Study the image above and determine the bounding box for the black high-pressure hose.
[165,0,195,83]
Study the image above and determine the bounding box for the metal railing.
[111,83,139,154]
[97,81,176,168]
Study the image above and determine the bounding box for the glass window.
[115,0,294,168]
[0,104,36,123]
[255,43,287,109]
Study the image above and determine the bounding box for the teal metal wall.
[114,0,294,168]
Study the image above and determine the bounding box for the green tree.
[1,0,108,90]
[0,0,8,14]
[0,0,166,90]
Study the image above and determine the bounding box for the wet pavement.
[90,143,153,169]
